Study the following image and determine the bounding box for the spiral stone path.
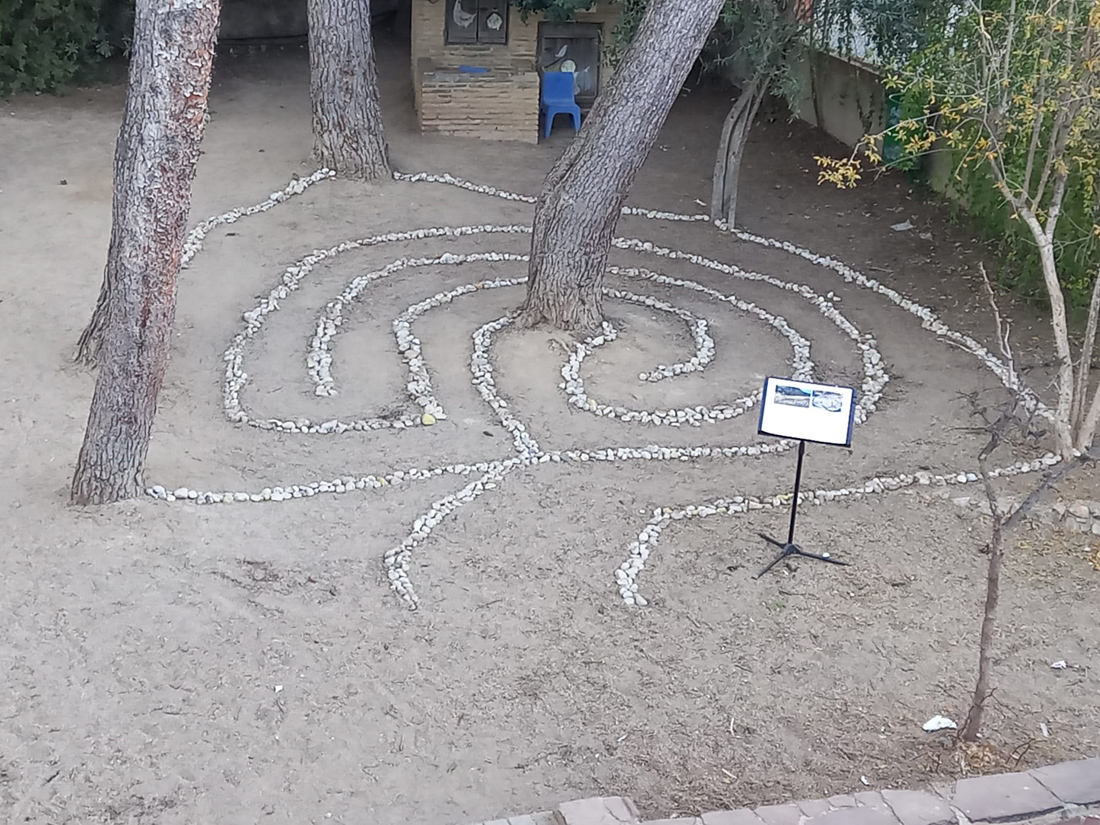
[148,168,1064,610]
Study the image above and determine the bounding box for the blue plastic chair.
[541,71,581,139]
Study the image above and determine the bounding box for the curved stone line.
[146,459,504,504]
[392,170,710,223]
[606,294,719,383]
[560,286,811,426]
[398,171,1034,419]
[722,224,1046,419]
[615,453,1063,604]
[225,227,531,433]
[245,227,857,436]
[612,245,887,420]
[385,458,524,606]
[151,168,1057,613]
[181,168,337,268]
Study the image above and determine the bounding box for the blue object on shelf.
[459,65,489,73]
[540,71,581,139]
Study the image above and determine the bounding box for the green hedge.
[0,0,117,95]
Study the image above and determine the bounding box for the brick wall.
[417,60,540,143]
[411,0,618,142]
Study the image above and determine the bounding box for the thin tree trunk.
[518,0,726,331]
[73,275,111,366]
[808,51,826,132]
[1034,235,1077,455]
[308,0,390,180]
[1070,265,1100,436]
[1077,284,1100,445]
[1078,379,1100,452]
[71,0,221,506]
[960,491,1002,742]
[711,75,767,226]
[961,441,1095,741]
[1013,203,1076,457]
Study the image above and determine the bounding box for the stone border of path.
[465,756,1098,825]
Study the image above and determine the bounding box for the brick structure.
[410,0,618,142]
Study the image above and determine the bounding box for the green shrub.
[892,83,1099,309]
[0,0,113,95]
[953,160,1100,308]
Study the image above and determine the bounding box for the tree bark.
[308,0,390,180]
[71,0,221,506]
[1008,198,1076,457]
[1075,270,1100,452]
[73,274,111,366]
[518,0,726,331]
[711,74,767,226]
[1071,264,1100,440]
[960,491,1002,742]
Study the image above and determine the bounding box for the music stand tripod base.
[754,533,848,579]
[753,439,850,579]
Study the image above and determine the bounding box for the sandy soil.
[1,28,1097,825]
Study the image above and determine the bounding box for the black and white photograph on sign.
[758,377,856,446]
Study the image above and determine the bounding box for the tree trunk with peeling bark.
[308,0,390,180]
[71,0,221,506]
[1006,188,1080,458]
[711,74,768,226]
[519,0,726,331]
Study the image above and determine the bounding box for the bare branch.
[1022,39,1053,198]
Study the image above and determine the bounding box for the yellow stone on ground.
[421,413,436,426]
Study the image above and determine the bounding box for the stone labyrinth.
[149,168,1062,609]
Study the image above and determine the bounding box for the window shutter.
[477,0,508,45]
[446,0,478,44]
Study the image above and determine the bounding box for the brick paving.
[459,756,1099,825]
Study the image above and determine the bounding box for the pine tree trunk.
[711,75,767,226]
[308,0,390,180]
[71,0,221,506]
[518,0,726,331]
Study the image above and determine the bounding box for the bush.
[956,160,1100,308]
[0,0,114,95]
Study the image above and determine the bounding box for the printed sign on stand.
[758,377,856,448]
[753,376,858,578]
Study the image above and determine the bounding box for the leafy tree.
[818,0,1100,456]
[608,0,802,226]
[807,0,961,66]
[606,0,959,226]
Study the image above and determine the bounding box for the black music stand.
[755,377,858,579]
[754,439,849,578]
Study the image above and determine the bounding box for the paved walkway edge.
[463,756,1099,825]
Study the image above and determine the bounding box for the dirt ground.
[1,26,1098,825]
